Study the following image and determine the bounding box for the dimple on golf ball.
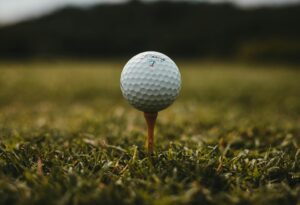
[120,51,181,113]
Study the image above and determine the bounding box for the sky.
[0,0,299,25]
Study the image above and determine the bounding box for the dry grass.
[0,61,299,205]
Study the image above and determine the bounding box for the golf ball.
[120,51,181,113]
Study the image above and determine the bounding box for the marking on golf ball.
[120,51,181,113]
[150,55,165,67]
[149,59,156,67]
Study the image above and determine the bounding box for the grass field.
[0,61,299,205]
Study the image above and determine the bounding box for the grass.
[0,61,299,205]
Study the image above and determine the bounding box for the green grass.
[0,61,299,205]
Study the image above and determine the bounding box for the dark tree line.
[0,1,300,62]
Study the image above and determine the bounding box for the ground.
[0,61,299,205]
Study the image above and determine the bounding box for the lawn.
[0,61,299,205]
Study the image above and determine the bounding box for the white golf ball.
[120,51,181,113]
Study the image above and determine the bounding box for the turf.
[0,61,299,205]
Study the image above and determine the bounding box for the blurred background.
[0,0,300,63]
[0,0,300,131]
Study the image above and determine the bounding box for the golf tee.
[143,112,158,153]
